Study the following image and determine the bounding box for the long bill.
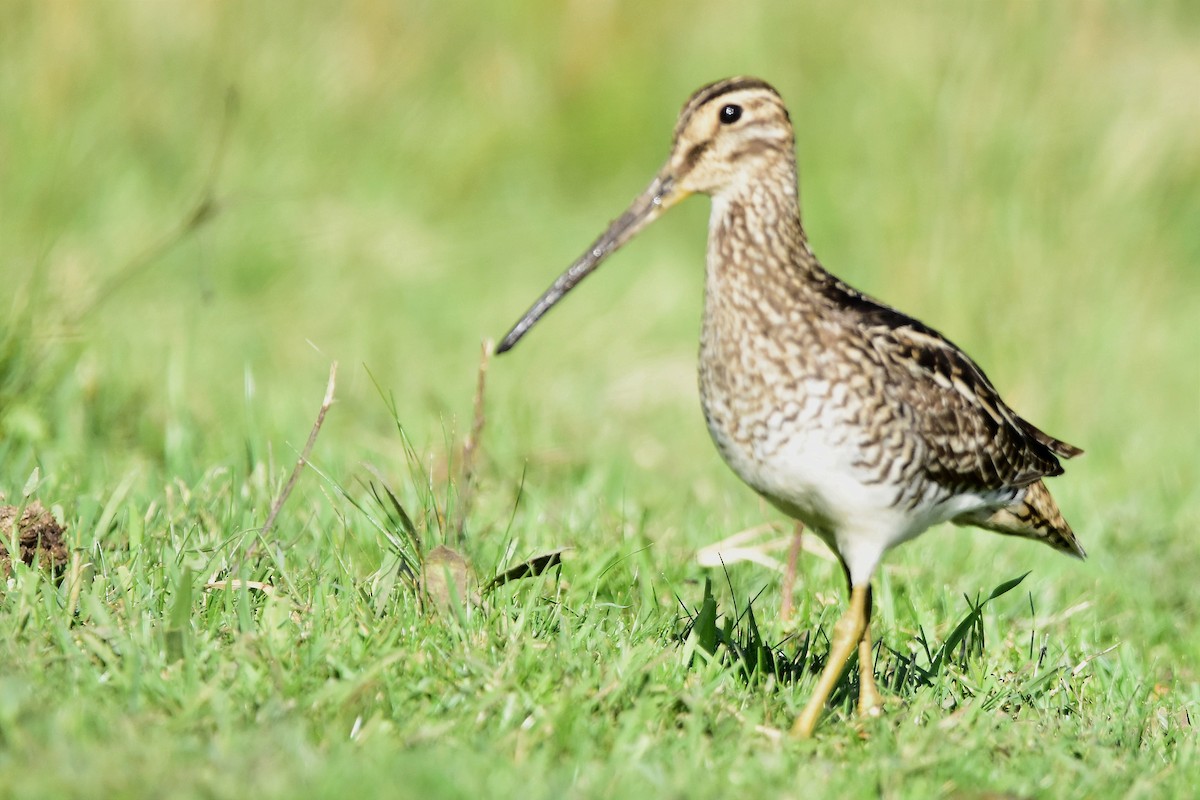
[496,172,689,354]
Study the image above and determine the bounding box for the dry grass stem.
[258,361,339,546]
[455,338,493,543]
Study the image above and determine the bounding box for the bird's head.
[497,77,795,353]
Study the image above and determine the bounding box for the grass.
[2,1,1198,797]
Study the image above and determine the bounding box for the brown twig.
[254,361,338,550]
[455,339,493,543]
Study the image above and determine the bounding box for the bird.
[495,76,1083,737]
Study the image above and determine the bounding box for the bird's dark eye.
[719,104,743,124]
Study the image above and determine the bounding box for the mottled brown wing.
[871,319,1075,492]
[809,271,1081,493]
[809,271,1081,492]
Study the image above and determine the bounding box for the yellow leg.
[779,523,804,625]
[857,587,883,717]
[791,583,870,738]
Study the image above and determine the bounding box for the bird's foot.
[857,677,884,718]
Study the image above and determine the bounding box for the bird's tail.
[957,480,1085,559]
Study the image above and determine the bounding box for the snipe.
[497,77,1083,737]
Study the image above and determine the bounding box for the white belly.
[705,410,1005,586]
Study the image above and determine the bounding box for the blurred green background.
[1,1,1198,796]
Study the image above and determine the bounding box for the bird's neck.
[705,164,826,312]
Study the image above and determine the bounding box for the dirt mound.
[0,501,69,578]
